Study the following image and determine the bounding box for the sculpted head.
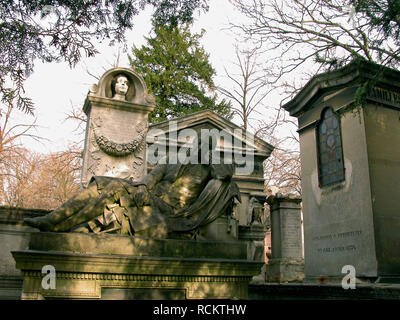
[112,74,129,100]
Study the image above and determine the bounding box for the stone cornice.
[266,193,302,206]
[0,206,48,226]
[83,95,155,115]
[12,250,263,278]
[283,60,400,117]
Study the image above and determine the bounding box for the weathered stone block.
[266,258,305,283]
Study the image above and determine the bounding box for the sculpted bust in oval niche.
[111,74,134,101]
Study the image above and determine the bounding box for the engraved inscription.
[281,213,302,258]
[313,230,362,254]
[312,230,362,241]
[370,87,400,106]
[317,245,357,254]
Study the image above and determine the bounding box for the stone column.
[266,193,304,282]
[81,68,155,187]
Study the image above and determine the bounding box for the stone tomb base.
[266,258,305,283]
[12,232,263,300]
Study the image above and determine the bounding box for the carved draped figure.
[92,162,239,237]
[24,161,241,239]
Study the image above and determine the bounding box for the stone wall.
[0,206,48,299]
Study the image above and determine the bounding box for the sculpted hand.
[134,185,149,207]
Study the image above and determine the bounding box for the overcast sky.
[15,0,288,154]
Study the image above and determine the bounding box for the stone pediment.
[146,110,274,159]
[283,60,400,118]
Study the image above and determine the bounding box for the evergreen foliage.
[129,23,232,123]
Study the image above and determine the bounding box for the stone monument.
[266,193,304,282]
[18,139,264,298]
[18,140,264,299]
[283,60,400,282]
[81,68,155,186]
[15,68,268,299]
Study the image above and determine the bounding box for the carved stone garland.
[92,119,148,157]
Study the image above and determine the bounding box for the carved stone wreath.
[92,119,147,157]
[94,132,144,157]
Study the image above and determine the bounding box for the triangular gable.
[283,60,400,117]
[147,110,274,159]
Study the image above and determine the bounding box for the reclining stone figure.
[25,138,241,239]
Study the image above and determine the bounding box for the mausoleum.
[283,60,400,283]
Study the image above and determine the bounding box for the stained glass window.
[317,107,345,187]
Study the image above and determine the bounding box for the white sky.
[14,0,294,154]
